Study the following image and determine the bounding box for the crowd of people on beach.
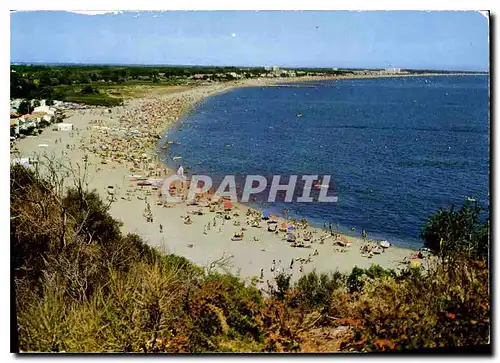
[15,83,426,286]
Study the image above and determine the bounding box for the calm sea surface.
[161,75,490,248]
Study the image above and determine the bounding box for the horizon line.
[10,61,488,73]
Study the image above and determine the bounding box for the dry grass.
[104,84,194,99]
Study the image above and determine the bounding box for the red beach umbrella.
[224,201,233,209]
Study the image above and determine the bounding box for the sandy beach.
[11,78,421,287]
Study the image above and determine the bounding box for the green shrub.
[346,265,396,293]
[420,201,488,261]
[295,270,344,311]
[274,273,292,300]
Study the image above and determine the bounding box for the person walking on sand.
[260,268,264,280]
[177,164,185,192]
[290,259,294,269]
[159,224,163,233]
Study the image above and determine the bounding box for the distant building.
[385,68,401,74]
[272,66,280,73]
[228,72,242,79]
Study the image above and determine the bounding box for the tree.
[18,100,31,115]
[420,201,488,261]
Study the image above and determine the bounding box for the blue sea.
[161,75,490,249]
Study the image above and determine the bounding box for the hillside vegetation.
[11,164,490,352]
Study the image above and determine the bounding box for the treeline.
[10,65,267,100]
[11,162,490,352]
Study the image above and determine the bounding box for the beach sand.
[11,80,418,287]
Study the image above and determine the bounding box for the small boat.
[161,145,169,150]
[297,113,303,118]
[173,156,182,160]
[466,197,476,202]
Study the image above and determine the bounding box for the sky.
[10,10,489,71]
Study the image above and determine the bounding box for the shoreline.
[156,72,478,248]
[10,73,451,284]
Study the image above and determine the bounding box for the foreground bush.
[327,258,490,351]
[11,164,490,352]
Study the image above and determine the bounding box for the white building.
[385,68,402,74]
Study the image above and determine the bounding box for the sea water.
[162,75,489,248]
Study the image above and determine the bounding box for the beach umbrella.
[224,201,233,210]
[286,232,296,242]
[262,210,270,219]
[287,225,296,231]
